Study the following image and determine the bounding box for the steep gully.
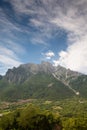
[52,73,80,96]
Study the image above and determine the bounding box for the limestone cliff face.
[0,62,87,101]
[4,62,55,83]
[54,65,82,84]
[4,62,82,84]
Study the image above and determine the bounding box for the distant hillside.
[0,62,87,101]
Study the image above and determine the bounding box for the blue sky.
[0,0,87,75]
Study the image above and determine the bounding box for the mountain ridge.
[4,62,83,83]
[0,62,87,101]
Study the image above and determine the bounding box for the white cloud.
[0,9,26,75]
[0,55,21,67]
[43,51,55,60]
[31,36,47,45]
[45,51,55,57]
[54,36,87,74]
[30,19,44,27]
[2,0,87,74]
[0,44,23,75]
[0,9,22,34]
[51,0,87,74]
[8,0,62,44]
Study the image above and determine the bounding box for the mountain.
[0,62,87,101]
[0,75,2,80]
[54,65,82,82]
[52,65,83,95]
[4,62,54,84]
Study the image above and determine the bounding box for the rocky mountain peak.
[4,62,55,83]
[54,65,82,83]
[4,62,83,84]
[0,62,87,101]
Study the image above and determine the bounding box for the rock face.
[53,65,82,84]
[0,61,87,101]
[20,61,54,74]
[4,62,82,84]
[5,62,55,83]
[55,65,81,78]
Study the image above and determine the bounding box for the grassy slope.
[0,73,74,101]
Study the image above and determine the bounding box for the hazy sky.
[0,0,87,75]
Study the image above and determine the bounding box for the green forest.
[0,98,87,130]
[0,105,62,130]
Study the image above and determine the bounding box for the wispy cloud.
[0,14,28,75]
[1,0,87,74]
[0,45,22,75]
[7,0,62,44]
[0,9,22,36]
[0,7,27,75]
[31,36,47,45]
